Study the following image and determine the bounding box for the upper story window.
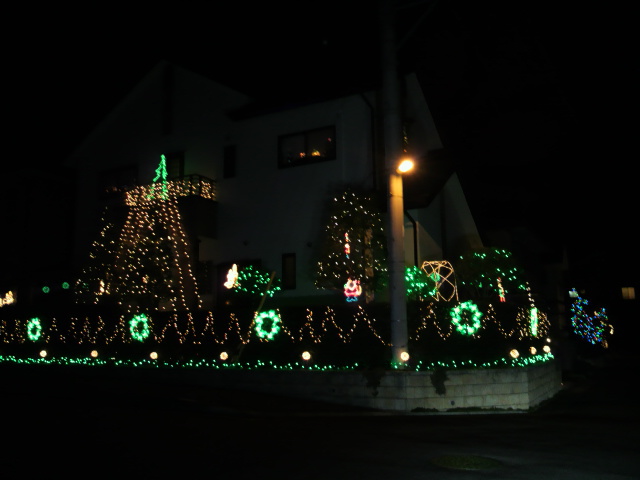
[278,126,336,168]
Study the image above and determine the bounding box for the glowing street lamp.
[396,158,414,174]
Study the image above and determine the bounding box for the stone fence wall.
[186,360,562,412]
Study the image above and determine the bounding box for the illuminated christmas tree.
[314,187,387,301]
[75,155,202,313]
[74,206,123,306]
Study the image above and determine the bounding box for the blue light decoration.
[569,292,608,346]
[343,278,362,302]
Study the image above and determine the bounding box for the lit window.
[622,287,635,300]
[278,126,336,168]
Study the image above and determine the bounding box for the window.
[622,287,636,300]
[223,145,236,178]
[278,126,336,168]
[282,253,296,289]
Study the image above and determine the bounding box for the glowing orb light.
[509,349,519,359]
[90,350,99,358]
[302,351,311,361]
[220,351,229,361]
[529,346,537,355]
[150,351,158,360]
[39,350,47,358]
[543,345,551,353]
[400,351,410,362]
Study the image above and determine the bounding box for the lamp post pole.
[380,0,409,365]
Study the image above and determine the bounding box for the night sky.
[5,2,637,302]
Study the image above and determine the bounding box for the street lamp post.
[380,0,410,366]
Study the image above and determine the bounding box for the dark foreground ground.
[1,350,638,479]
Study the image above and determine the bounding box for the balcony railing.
[123,175,216,206]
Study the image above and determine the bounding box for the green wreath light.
[26,317,43,341]
[254,310,281,340]
[129,313,151,342]
[450,300,483,336]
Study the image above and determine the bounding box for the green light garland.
[129,313,151,342]
[450,301,483,336]
[26,317,43,341]
[254,310,281,340]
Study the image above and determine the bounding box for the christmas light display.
[420,261,458,302]
[0,351,554,372]
[569,292,610,346]
[449,301,483,336]
[405,265,437,300]
[224,264,239,289]
[315,187,387,301]
[455,248,526,299]
[343,278,362,302]
[129,313,151,342]
[530,307,539,337]
[231,265,281,298]
[76,155,202,313]
[0,290,15,307]
[26,317,42,341]
[497,277,506,302]
[254,310,281,340]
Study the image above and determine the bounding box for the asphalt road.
[2,352,638,479]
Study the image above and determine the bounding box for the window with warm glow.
[278,126,336,168]
[622,287,635,300]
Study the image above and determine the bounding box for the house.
[63,60,483,310]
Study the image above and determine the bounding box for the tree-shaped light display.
[314,187,387,302]
[74,206,123,305]
[75,155,202,313]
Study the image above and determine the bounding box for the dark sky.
[6,1,637,291]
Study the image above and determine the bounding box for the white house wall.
[405,173,483,269]
[210,94,377,304]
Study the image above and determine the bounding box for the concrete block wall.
[192,360,562,412]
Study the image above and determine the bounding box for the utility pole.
[379,0,409,365]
